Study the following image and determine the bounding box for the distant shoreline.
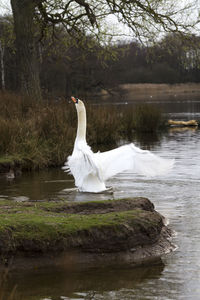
[100,83,200,100]
[121,82,200,94]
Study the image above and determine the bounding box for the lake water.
[0,98,200,300]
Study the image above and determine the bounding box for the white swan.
[63,97,174,193]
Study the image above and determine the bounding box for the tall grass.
[0,93,76,169]
[132,104,164,132]
[0,93,164,170]
[86,104,121,145]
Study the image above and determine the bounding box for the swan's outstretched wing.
[96,143,174,181]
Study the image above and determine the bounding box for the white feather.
[97,143,174,180]
[63,98,174,193]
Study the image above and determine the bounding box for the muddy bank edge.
[0,197,175,269]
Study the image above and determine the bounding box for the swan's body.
[63,97,174,193]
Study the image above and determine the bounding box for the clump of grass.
[133,104,164,132]
[86,104,121,145]
[122,103,164,134]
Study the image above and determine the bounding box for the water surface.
[1,99,200,299]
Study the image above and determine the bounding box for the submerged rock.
[0,197,175,269]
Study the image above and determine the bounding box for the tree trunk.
[11,0,42,100]
[0,41,5,90]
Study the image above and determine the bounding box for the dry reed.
[0,92,163,170]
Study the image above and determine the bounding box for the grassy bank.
[0,198,173,300]
[0,197,174,300]
[0,197,164,259]
[0,92,164,170]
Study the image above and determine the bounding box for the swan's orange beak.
[71,96,78,103]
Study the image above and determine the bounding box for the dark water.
[1,98,200,300]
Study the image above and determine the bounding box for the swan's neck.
[76,106,86,142]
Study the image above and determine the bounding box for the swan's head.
[71,96,85,113]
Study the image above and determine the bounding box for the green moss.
[0,198,161,256]
[0,209,144,237]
